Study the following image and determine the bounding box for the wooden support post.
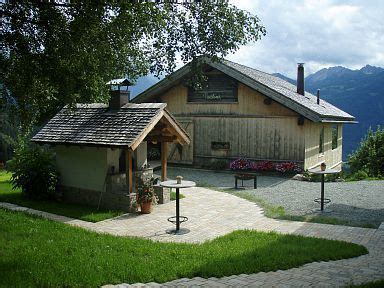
[126,148,133,193]
[161,141,167,181]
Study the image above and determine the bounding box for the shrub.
[348,126,384,178]
[302,171,342,182]
[6,137,58,200]
[348,170,369,181]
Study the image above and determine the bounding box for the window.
[332,124,338,150]
[319,126,324,154]
[211,142,230,150]
[187,74,238,103]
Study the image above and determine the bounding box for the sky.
[227,0,384,78]
[131,0,384,96]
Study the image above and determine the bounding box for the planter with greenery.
[230,158,302,174]
[137,177,158,214]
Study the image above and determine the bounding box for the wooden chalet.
[133,58,356,170]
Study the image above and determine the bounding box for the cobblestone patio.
[1,184,384,287]
[166,167,384,227]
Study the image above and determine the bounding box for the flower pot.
[140,201,152,214]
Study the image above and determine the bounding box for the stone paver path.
[166,167,384,227]
[1,186,383,287]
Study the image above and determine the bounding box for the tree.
[348,126,384,177]
[1,1,266,128]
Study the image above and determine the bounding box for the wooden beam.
[145,135,177,142]
[146,129,172,137]
[161,111,191,145]
[161,142,167,181]
[126,148,133,193]
[130,111,164,151]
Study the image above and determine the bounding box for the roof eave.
[133,64,192,103]
[30,139,133,148]
[320,118,358,124]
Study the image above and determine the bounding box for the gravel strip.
[166,167,384,227]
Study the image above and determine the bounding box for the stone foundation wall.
[60,185,135,212]
[154,185,170,204]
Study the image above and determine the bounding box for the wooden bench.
[235,173,257,189]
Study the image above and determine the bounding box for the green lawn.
[170,190,185,201]
[0,171,122,222]
[350,280,384,287]
[0,209,367,287]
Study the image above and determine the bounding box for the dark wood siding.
[187,74,238,103]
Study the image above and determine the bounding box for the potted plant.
[137,177,158,214]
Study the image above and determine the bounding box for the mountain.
[275,65,384,159]
[272,73,296,85]
[130,76,159,99]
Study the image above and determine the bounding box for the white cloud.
[228,0,384,78]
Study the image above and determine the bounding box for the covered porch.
[107,108,190,195]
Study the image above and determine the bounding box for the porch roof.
[31,103,190,150]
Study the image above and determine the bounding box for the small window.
[211,142,230,150]
[319,126,324,154]
[332,125,338,150]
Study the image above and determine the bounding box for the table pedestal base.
[312,208,334,213]
[166,228,190,235]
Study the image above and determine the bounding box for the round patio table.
[308,168,340,212]
[160,180,196,235]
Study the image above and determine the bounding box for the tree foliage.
[348,126,384,177]
[1,1,266,127]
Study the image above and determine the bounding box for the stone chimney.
[297,63,305,96]
[106,78,131,110]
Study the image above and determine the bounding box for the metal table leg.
[176,187,180,231]
[167,187,189,234]
[321,174,324,211]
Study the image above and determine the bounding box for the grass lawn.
[350,280,384,287]
[0,209,367,287]
[0,171,122,222]
[170,189,185,201]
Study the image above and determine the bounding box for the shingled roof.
[133,58,355,123]
[31,103,190,149]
